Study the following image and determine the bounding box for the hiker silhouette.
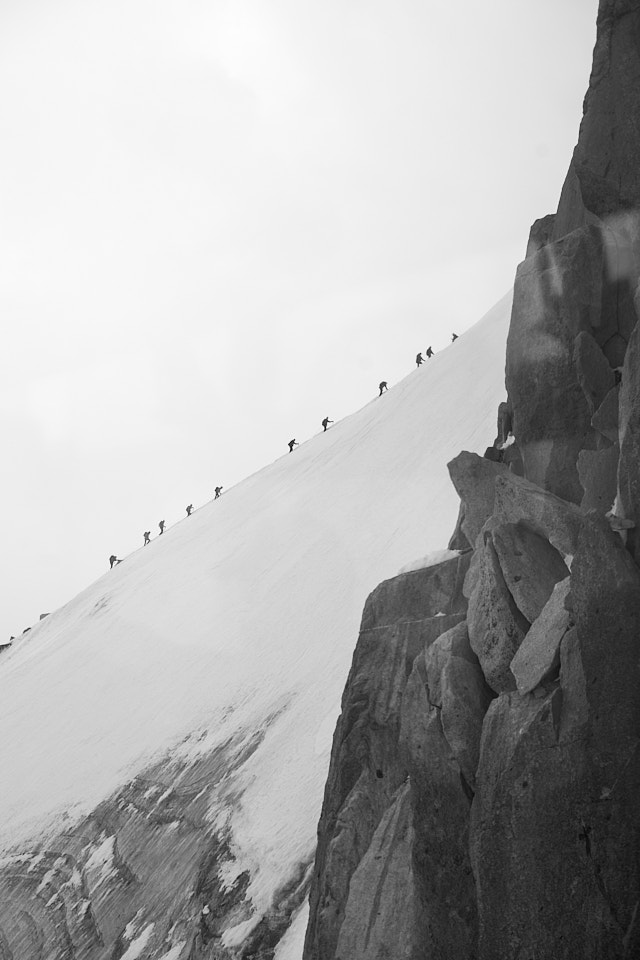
[288,439,299,453]
[214,486,223,499]
[378,381,388,396]
[426,346,434,358]
[321,417,333,432]
[159,520,165,535]
[186,504,193,516]
[416,353,423,366]
[143,531,151,545]
[109,555,118,568]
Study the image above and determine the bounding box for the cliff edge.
[304,3,640,957]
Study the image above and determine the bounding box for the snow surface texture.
[0,292,511,948]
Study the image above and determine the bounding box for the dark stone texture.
[492,471,585,558]
[526,214,556,258]
[470,516,640,960]
[334,784,424,960]
[490,520,569,622]
[304,556,476,960]
[578,444,619,513]
[591,383,620,443]
[510,577,572,694]
[506,225,602,503]
[618,314,640,559]
[466,529,530,692]
[574,329,616,414]
[447,451,507,547]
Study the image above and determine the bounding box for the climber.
[426,346,434,358]
[378,381,388,396]
[159,520,165,535]
[109,555,118,569]
[451,332,459,342]
[214,486,223,498]
[143,531,151,545]
[288,439,299,453]
[186,504,193,516]
[321,417,333,432]
[416,352,423,366]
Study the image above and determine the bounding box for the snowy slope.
[0,292,511,953]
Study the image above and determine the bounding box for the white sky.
[0,0,595,639]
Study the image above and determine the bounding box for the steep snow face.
[0,292,511,946]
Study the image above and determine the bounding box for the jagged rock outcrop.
[304,3,640,958]
[471,518,640,960]
[304,554,486,960]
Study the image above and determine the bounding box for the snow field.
[0,291,512,944]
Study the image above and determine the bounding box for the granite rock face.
[304,554,480,960]
[304,4,640,957]
[471,519,640,960]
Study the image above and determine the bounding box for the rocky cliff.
[303,3,640,957]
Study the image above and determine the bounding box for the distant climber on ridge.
[426,346,434,358]
[378,381,388,396]
[321,417,333,432]
[186,504,193,516]
[214,486,223,498]
[143,531,151,545]
[288,439,299,453]
[416,352,423,366]
[109,555,118,569]
[451,332,458,342]
[159,520,165,535]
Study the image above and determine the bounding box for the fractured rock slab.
[492,470,584,558]
[471,514,640,960]
[574,329,615,414]
[467,534,529,692]
[490,520,569,622]
[511,577,572,695]
[424,621,492,787]
[506,225,603,504]
[334,783,424,960]
[577,443,619,513]
[591,383,619,443]
[447,451,507,547]
[304,557,471,960]
[618,314,640,560]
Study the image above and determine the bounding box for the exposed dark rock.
[618,314,640,560]
[304,556,475,960]
[447,451,507,547]
[466,529,530,692]
[447,501,472,551]
[490,519,569,622]
[577,443,619,513]
[574,329,616,414]
[424,620,476,707]
[333,783,425,960]
[492,471,585,558]
[398,657,479,958]
[360,553,470,630]
[591,383,619,443]
[526,214,556,258]
[510,577,572,694]
[506,225,602,503]
[306,6,640,958]
[471,516,640,960]
[569,1,640,222]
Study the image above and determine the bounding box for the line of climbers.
[110,333,462,563]
[109,487,224,566]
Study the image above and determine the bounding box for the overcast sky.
[1,0,596,639]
